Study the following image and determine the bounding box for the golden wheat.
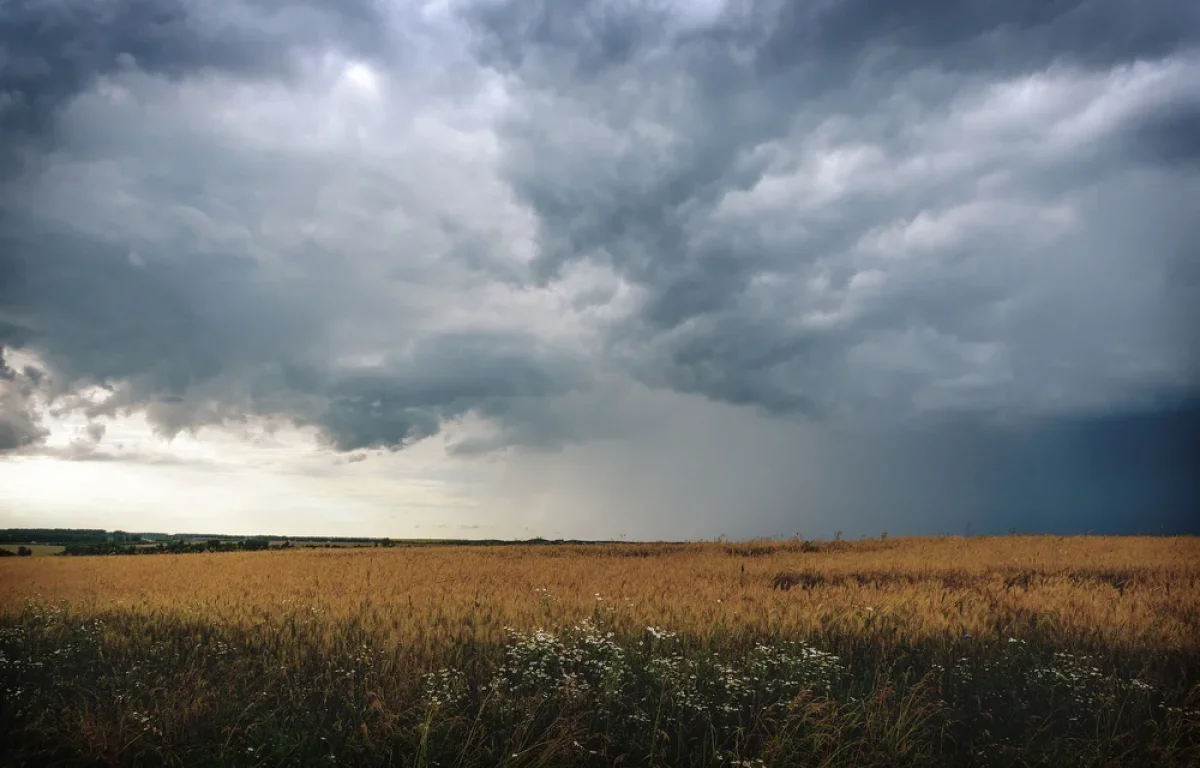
[3,536,1196,656]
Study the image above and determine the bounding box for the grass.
[1,536,1197,766]
[0,544,65,556]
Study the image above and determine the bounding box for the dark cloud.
[0,0,590,455]
[0,221,584,451]
[1125,94,1200,166]
[760,0,1200,75]
[468,0,1200,83]
[0,0,387,141]
[0,0,1197,537]
[463,0,1200,420]
[310,333,584,451]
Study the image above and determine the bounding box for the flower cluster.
[451,623,847,730]
[128,709,161,735]
[486,621,631,703]
[423,667,468,708]
[647,641,845,719]
[1027,652,1112,708]
[645,626,676,641]
[750,642,843,697]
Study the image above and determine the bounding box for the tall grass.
[1,536,1197,766]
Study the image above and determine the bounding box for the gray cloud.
[2,219,585,450]
[0,349,48,451]
[464,0,1200,421]
[310,332,584,451]
[0,0,386,143]
[1125,92,1200,166]
[760,0,1200,74]
[0,0,1197,535]
[1,0,593,455]
[466,0,1200,94]
[84,421,107,443]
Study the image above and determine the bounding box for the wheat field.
[2,536,1198,766]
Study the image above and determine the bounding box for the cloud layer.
[1,0,1197,534]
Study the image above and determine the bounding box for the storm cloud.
[0,0,387,141]
[466,0,1200,420]
[1,0,1197,535]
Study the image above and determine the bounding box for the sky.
[1,0,1197,540]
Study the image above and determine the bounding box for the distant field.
[1,536,1198,766]
[267,539,374,548]
[0,543,65,556]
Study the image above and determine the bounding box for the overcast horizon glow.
[2,0,1198,539]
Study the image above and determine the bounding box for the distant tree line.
[0,529,170,545]
[59,537,276,556]
[1,528,644,558]
[0,529,109,544]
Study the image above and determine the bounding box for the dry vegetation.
[1,536,1198,766]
